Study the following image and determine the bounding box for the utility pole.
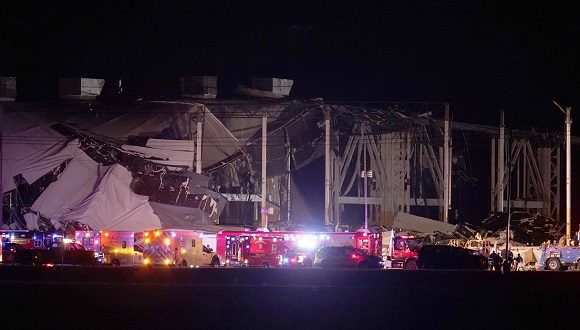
[0,102,3,263]
[261,114,268,229]
[196,109,203,174]
[565,107,572,246]
[497,111,505,212]
[553,101,572,246]
[285,133,291,224]
[503,143,512,275]
[443,105,450,223]
[362,123,368,231]
[324,105,331,226]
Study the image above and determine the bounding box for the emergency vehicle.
[2,230,97,265]
[541,244,580,271]
[1,230,61,249]
[216,230,382,267]
[384,231,422,269]
[2,230,53,263]
[75,230,141,266]
[141,229,220,267]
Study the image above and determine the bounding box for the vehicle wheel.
[261,262,269,268]
[181,260,187,267]
[112,259,121,267]
[211,258,220,267]
[404,259,418,270]
[545,258,561,271]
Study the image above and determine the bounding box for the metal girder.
[221,193,262,202]
[491,137,560,219]
[334,117,448,227]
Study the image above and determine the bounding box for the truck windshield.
[394,237,422,252]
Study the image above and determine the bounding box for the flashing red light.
[291,258,296,263]
[351,253,363,261]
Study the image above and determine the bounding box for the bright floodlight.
[297,235,317,250]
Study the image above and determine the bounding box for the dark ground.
[0,266,578,330]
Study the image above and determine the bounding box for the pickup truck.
[12,241,98,266]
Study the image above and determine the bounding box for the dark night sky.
[3,1,579,125]
[2,1,580,227]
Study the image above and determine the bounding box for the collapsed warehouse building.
[0,77,573,245]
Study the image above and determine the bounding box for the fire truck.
[2,230,98,265]
[1,230,61,264]
[141,229,220,267]
[1,230,61,249]
[216,230,382,268]
[384,231,423,269]
[75,230,141,266]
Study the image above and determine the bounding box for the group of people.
[488,250,524,271]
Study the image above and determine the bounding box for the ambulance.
[75,230,142,266]
[141,229,220,267]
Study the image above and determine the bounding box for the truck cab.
[542,245,580,271]
[386,231,422,269]
[46,241,98,265]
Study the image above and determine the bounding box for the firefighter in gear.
[173,247,181,266]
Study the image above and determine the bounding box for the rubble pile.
[480,212,563,246]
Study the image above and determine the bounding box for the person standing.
[489,250,502,271]
[515,253,523,271]
[173,247,181,266]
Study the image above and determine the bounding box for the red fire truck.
[1,230,61,249]
[385,230,422,269]
[1,230,61,264]
[216,230,382,268]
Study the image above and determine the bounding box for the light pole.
[360,123,371,232]
[553,101,572,246]
[361,169,374,231]
[565,106,572,246]
[502,127,513,275]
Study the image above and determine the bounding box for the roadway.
[0,266,578,329]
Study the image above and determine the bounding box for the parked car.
[282,247,314,268]
[313,246,384,269]
[1,242,39,264]
[417,245,489,270]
